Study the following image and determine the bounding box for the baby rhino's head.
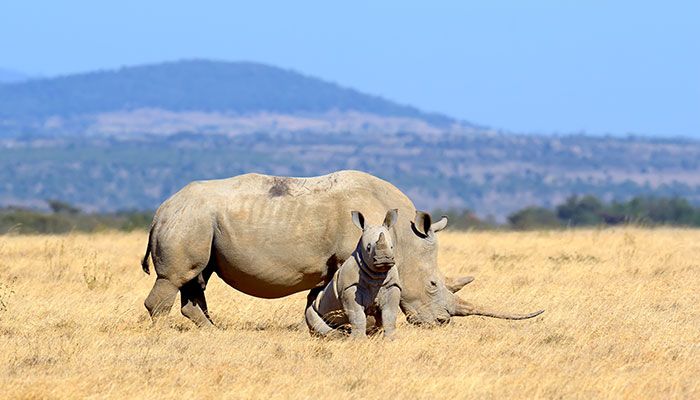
[351,209,399,272]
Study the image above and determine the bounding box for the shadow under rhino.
[140,171,543,329]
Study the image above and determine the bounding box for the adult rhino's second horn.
[451,296,544,320]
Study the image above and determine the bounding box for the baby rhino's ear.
[351,211,365,230]
[383,209,398,229]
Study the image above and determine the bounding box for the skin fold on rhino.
[141,170,544,327]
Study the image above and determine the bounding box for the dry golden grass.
[0,228,698,399]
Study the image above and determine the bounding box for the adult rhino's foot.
[144,278,179,320]
[180,279,215,328]
[181,301,214,328]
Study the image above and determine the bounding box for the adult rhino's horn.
[445,276,474,293]
[451,296,544,320]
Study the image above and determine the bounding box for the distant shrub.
[556,195,605,226]
[47,199,81,215]
[447,194,700,231]
[433,208,497,231]
[508,207,561,230]
[0,202,153,234]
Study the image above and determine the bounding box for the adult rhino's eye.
[427,280,439,294]
[367,244,371,251]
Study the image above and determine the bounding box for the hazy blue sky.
[1,1,698,137]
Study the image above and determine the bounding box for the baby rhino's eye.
[367,244,371,251]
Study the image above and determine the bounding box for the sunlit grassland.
[0,229,698,399]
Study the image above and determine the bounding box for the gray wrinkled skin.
[305,209,401,339]
[141,170,543,328]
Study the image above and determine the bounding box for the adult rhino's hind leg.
[180,280,214,328]
[180,263,215,328]
[145,211,216,327]
[144,278,179,320]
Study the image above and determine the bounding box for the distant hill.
[0,60,454,135]
[0,68,29,83]
[1,59,699,219]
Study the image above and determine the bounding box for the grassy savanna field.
[0,229,698,399]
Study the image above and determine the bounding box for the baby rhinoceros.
[305,209,401,339]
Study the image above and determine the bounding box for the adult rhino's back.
[150,171,415,299]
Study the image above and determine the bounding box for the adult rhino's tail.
[141,224,155,275]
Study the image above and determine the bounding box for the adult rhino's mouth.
[405,314,451,327]
[400,300,451,326]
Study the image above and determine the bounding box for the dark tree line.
[508,195,700,229]
[439,195,700,230]
[0,202,153,234]
[3,195,700,234]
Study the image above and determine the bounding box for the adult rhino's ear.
[431,216,448,233]
[383,209,398,229]
[412,210,432,238]
[351,211,365,230]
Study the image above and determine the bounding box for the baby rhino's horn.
[376,232,389,250]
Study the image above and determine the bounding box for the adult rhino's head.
[398,211,544,326]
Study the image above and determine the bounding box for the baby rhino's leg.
[381,286,401,339]
[305,289,334,337]
[305,306,334,337]
[341,286,367,339]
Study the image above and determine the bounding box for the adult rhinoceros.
[141,170,542,327]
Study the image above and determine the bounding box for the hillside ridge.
[0,59,454,127]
